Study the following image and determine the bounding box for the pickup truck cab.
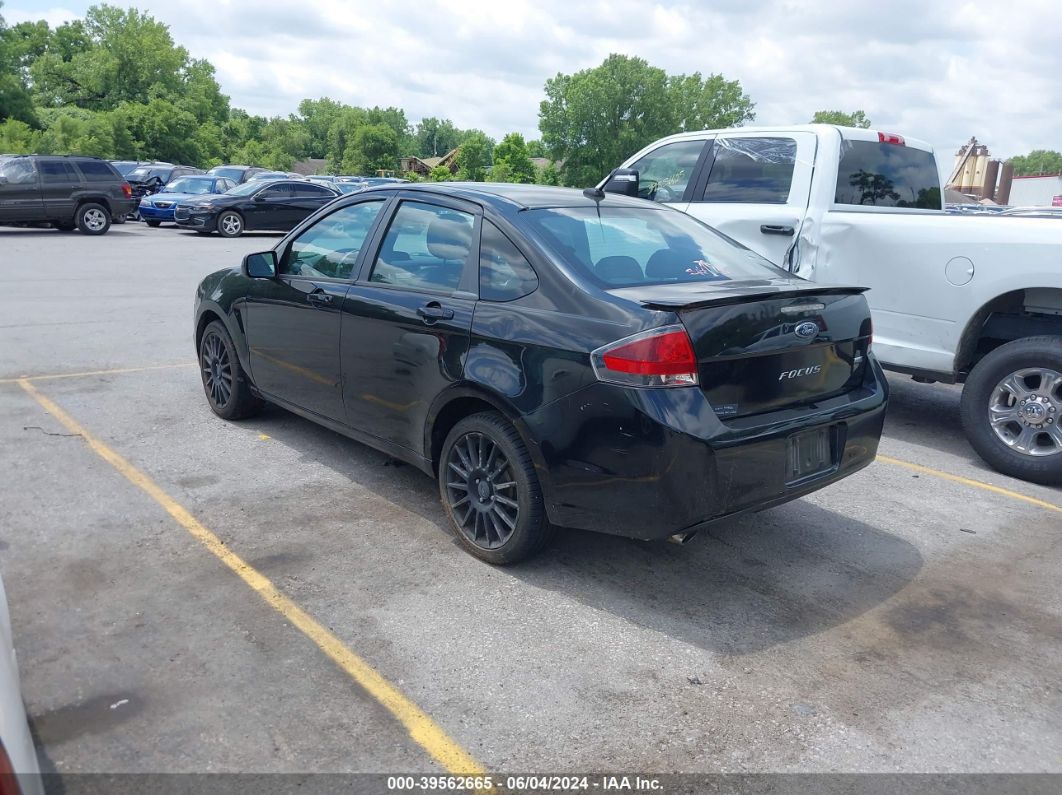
[605,125,1062,484]
[0,155,135,234]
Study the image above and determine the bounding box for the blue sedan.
[139,176,236,226]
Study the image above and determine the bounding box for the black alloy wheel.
[198,320,263,420]
[446,431,521,550]
[439,412,551,564]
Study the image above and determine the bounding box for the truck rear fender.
[956,288,1062,377]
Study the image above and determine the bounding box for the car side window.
[629,140,706,202]
[292,183,334,198]
[258,185,291,199]
[698,137,797,204]
[479,221,538,301]
[369,201,475,294]
[39,160,78,182]
[281,200,386,280]
[73,160,117,181]
[0,159,37,185]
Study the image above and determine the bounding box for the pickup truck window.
[629,140,705,202]
[699,137,797,204]
[834,141,942,209]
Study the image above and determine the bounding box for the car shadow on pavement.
[245,404,923,658]
[880,375,977,461]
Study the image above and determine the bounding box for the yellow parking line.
[0,363,196,384]
[17,378,484,775]
[877,454,1061,513]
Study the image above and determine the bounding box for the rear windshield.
[834,140,942,209]
[209,167,245,180]
[519,206,787,287]
[128,166,172,182]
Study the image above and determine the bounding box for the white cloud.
[4,0,1061,159]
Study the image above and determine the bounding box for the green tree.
[297,97,346,158]
[109,98,200,162]
[491,132,536,183]
[428,165,452,182]
[1008,149,1062,176]
[0,5,40,124]
[0,118,41,151]
[534,161,561,186]
[811,109,871,128]
[526,138,547,158]
[539,54,754,187]
[455,130,493,181]
[342,123,399,174]
[30,6,187,111]
[416,117,463,157]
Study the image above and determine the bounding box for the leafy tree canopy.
[811,109,871,128]
[1008,149,1062,176]
[491,132,536,183]
[539,54,754,187]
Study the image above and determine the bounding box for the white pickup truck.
[602,125,1062,484]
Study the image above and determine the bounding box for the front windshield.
[209,167,244,180]
[520,206,788,287]
[164,177,217,195]
[128,167,171,181]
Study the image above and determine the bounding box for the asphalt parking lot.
[1,223,1060,777]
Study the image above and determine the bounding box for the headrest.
[426,217,472,261]
[645,249,698,279]
[594,255,643,285]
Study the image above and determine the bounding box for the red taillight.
[592,326,698,387]
[0,741,22,795]
[878,132,905,146]
[121,182,132,199]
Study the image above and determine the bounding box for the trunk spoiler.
[630,284,868,312]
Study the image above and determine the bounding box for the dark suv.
[0,155,135,235]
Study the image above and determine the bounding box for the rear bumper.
[522,358,888,539]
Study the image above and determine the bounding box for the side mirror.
[601,168,639,198]
[242,251,277,279]
[0,176,8,185]
[254,194,267,203]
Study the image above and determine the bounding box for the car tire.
[198,320,264,420]
[75,202,111,235]
[959,335,1062,484]
[145,220,161,228]
[439,411,552,564]
[216,211,244,238]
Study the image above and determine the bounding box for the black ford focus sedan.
[175,179,339,237]
[193,183,887,563]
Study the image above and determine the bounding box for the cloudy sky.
[5,0,1060,164]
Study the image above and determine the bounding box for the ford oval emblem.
[794,321,819,339]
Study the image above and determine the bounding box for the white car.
[0,574,42,795]
[606,124,1062,484]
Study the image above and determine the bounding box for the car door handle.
[760,224,795,236]
[306,291,333,306]
[417,302,454,322]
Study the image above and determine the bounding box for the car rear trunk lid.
[614,280,873,419]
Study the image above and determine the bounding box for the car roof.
[359,182,653,211]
